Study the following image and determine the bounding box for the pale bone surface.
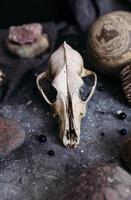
[37,42,97,147]
[88,11,131,74]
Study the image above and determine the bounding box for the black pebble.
[98,86,104,91]
[117,112,126,120]
[48,150,55,156]
[65,164,69,173]
[19,177,22,184]
[101,112,104,115]
[100,132,105,136]
[38,135,47,143]
[120,129,127,135]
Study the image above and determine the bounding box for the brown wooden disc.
[88,11,131,75]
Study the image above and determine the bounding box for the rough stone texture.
[6,34,49,58]
[8,23,43,45]
[60,164,131,200]
[7,23,50,58]
[0,34,130,200]
[0,117,25,157]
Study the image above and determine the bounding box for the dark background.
[0,0,74,28]
[0,1,131,200]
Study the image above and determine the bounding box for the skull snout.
[57,102,80,148]
[65,116,79,148]
[36,43,97,147]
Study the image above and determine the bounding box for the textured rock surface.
[0,34,130,200]
[60,165,131,200]
[7,23,50,58]
[8,23,43,45]
[0,23,57,101]
[0,117,25,157]
[6,34,49,58]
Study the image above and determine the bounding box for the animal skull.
[36,42,97,147]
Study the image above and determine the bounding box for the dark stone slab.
[61,164,131,200]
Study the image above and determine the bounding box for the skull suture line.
[36,42,97,147]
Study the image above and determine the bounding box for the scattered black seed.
[65,164,69,173]
[117,112,126,120]
[98,86,104,91]
[101,111,104,115]
[19,177,22,184]
[48,150,55,156]
[120,129,127,135]
[38,135,47,143]
[100,132,105,136]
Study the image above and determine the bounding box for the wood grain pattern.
[121,64,131,105]
[88,11,131,74]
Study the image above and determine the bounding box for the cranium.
[36,42,97,147]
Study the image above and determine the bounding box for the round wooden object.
[88,11,131,75]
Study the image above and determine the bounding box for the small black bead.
[38,135,47,143]
[19,177,22,184]
[98,86,104,92]
[100,132,105,136]
[120,129,127,135]
[48,150,55,156]
[117,112,126,120]
[65,164,69,173]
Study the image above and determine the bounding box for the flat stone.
[0,117,25,157]
[61,165,131,200]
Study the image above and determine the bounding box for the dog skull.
[36,42,97,147]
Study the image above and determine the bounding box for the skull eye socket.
[79,74,95,101]
[39,76,57,104]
